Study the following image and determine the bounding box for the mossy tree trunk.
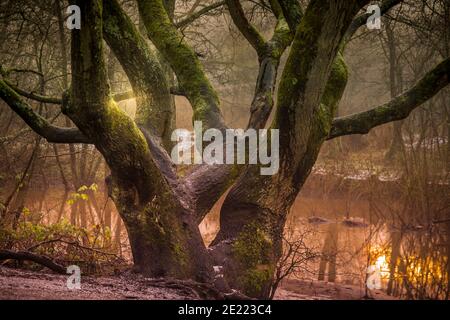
[209,0,358,298]
[65,0,214,282]
[102,0,174,150]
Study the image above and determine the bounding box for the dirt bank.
[0,266,394,300]
[0,266,197,300]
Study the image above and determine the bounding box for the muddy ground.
[0,266,394,300]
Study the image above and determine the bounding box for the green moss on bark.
[103,0,174,149]
[137,0,225,130]
[232,223,275,297]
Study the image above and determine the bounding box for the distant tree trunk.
[384,21,404,162]
[386,121,405,162]
[387,230,402,295]
[54,143,70,221]
[70,202,78,226]
[56,0,80,225]
[79,200,87,228]
[103,162,112,232]
[104,199,112,231]
[57,190,69,221]
[318,224,339,282]
[77,144,90,227]
[10,156,36,230]
[114,213,122,255]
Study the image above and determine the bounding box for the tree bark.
[65,0,215,283]
[210,0,362,298]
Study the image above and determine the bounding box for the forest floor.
[0,266,395,300]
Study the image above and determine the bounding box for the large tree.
[0,0,448,298]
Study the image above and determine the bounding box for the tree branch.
[0,79,90,144]
[175,0,226,29]
[103,0,174,148]
[0,61,134,106]
[277,0,303,32]
[112,90,134,102]
[186,1,294,220]
[0,249,66,274]
[187,2,294,221]
[0,65,62,104]
[328,58,450,139]
[225,0,267,56]
[5,82,133,105]
[4,80,62,104]
[137,0,226,130]
[344,0,403,43]
[69,0,173,205]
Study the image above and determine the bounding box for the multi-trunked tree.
[0,0,448,298]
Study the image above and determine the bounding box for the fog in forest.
[0,0,449,301]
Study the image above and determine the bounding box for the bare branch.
[3,80,62,104]
[0,65,62,104]
[0,79,90,144]
[175,0,226,29]
[328,58,450,139]
[7,68,44,77]
[225,0,267,56]
[344,0,403,43]
[5,84,135,105]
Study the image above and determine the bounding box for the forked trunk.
[108,167,216,283]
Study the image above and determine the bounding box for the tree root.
[142,278,253,300]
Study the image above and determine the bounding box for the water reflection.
[199,193,449,299]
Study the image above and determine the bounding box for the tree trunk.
[79,200,87,229]
[318,224,339,282]
[209,0,359,297]
[64,0,218,284]
[387,230,402,295]
[114,213,122,254]
[385,121,405,162]
[384,21,404,162]
[110,177,214,282]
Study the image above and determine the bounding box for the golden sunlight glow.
[375,255,390,279]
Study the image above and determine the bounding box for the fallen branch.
[0,249,66,274]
